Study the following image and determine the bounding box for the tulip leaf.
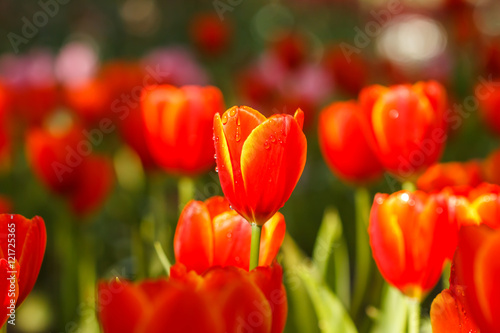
[282,235,320,333]
[298,268,358,333]
[312,207,350,309]
[370,284,407,333]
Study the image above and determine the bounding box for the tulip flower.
[189,12,232,56]
[100,61,157,169]
[142,85,225,176]
[318,101,383,184]
[174,196,286,274]
[97,263,287,333]
[0,214,46,305]
[63,79,112,126]
[416,161,483,193]
[0,258,19,328]
[477,81,500,135]
[25,121,114,216]
[369,190,457,299]
[213,106,307,226]
[323,45,369,96]
[360,81,447,180]
[450,225,500,332]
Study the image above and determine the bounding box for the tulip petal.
[97,279,150,333]
[212,211,251,270]
[240,114,307,224]
[216,106,266,221]
[430,289,479,333]
[174,201,214,274]
[259,213,286,266]
[204,196,231,220]
[0,214,46,305]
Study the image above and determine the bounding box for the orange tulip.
[318,101,383,184]
[142,85,225,176]
[369,190,457,299]
[25,123,114,216]
[360,81,447,180]
[213,106,307,226]
[97,263,287,333]
[0,259,19,328]
[0,214,46,306]
[174,196,286,274]
[417,161,483,193]
[450,225,500,332]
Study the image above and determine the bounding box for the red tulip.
[63,79,112,126]
[430,288,479,333]
[416,161,483,193]
[477,81,500,135]
[97,263,287,333]
[0,214,46,305]
[189,12,232,56]
[213,106,307,225]
[360,81,448,180]
[100,62,157,170]
[451,225,500,332]
[318,101,383,184]
[25,122,114,216]
[323,45,369,96]
[0,259,19,328]
[174,196,286,274]
[369,190,457,299]
[142,85,225,176]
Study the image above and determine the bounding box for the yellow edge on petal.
[214,113,235,187]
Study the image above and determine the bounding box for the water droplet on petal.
[230,108,237,117]
[222,113,229,124]
[215,167,218,173]
[235,127,241,142]
[229,205,233,210]
[376,197,384,204]
[436,207,443,214]
[214,154,217,160]
[215,136,219,143]
[264,141,270,150]
[389,109,399,119]
[270,135,276,143]
[408,199,415,206]
[227,232,232,238]
[237,115,241,126]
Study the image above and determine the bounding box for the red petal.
[212,211,251,270]
[0,214,46,305]
[259,213,286,266]
[174,201,214,274]
[240,113,307,224]
[204,196,231,220]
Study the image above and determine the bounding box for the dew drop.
[227,232,232,238]
[215,136,219,143]
[229,108,237,117]
[408,199,415,206]
[222,113,229,125]
[215,167,219,173]
[389,109,399,119]
[270,135,276,143]
[235,127,241,142]
[436,207,443,214]
[237,115,241,126]
[376,197,384,204]
[264,141,270,150]
[229,205,233,210]
[214,154,217,160]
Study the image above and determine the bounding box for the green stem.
[407,298,420,333]
[351,187,371,317]
[442,261,451,289]
[154,241,172,276]
[402,181,416,192]
[178,177,195,214]
[131,224,146,280]
[249,223,262,271]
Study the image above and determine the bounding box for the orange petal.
[240,113,307,224]
[259,213,286,266]
[204,196,231,220]
[430,289,479,333]
[174,201,214,274]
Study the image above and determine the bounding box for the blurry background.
[0,0,500,332]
